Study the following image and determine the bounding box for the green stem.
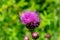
[33,38,36,40]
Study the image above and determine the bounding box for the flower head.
[20,10,40,29]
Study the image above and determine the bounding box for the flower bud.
[32,32,39,39]
[45,33,51,39]
[24,35,29,40]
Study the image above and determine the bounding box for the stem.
[29,29,36,40]
[33,38,36,40]
[29,29,34,33]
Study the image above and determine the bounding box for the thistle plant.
[19,10,40,40]
[0,0,60,40]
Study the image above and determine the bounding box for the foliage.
[0,0,60,40]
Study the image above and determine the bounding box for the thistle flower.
[19,10,40,29]
[32,32,39,39]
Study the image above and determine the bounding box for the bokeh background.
[0,0,60,40]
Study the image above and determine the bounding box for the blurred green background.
[0,0,60,40]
